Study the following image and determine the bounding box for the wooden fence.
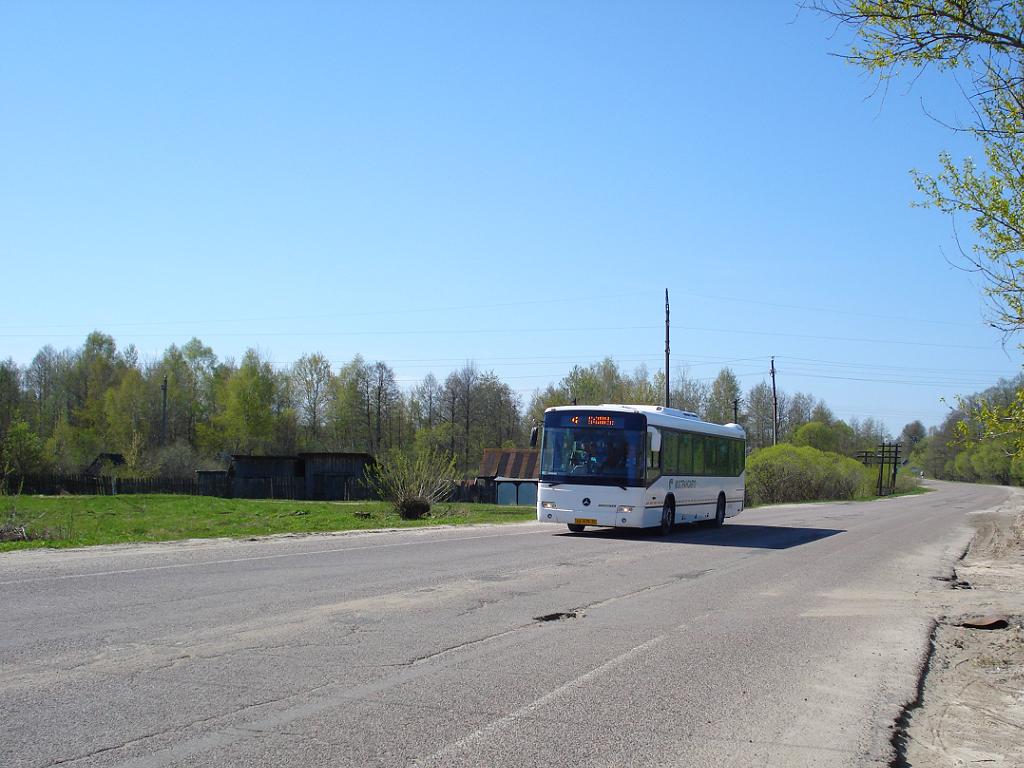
[3,474,199,496]
[3,474,497,504]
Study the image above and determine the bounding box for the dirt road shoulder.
[898,489,1024,767]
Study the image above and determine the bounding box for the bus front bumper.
[536,503,658,529]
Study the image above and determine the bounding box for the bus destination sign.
[565,414,618,428]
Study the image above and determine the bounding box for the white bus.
[533,404,746,535]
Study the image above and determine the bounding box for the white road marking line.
[413,633,669,766]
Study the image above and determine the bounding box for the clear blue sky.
[1,2,1017,432]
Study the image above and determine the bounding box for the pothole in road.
[933,574,973,589]
[534,610,583,622]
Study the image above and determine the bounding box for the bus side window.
[663,432,678,475]
[730,440,742,476]
[693,436,705,476]
[717,439,730,476]
[679,433,693,475]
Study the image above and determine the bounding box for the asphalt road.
[0,481,1012,768]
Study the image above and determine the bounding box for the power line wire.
[2,291,654,331]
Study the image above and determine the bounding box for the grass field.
[0,494,537,552]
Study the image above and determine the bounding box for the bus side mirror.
[647,426,661,452]
[530,426,538,448]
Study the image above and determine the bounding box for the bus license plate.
[574,518,597,525]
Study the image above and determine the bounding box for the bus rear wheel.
[658,500,674,536]
[567,523,586,533]
[712,494,726,528]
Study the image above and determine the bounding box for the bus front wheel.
[658,500,674,536]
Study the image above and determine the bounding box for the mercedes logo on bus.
[582,498,591,507]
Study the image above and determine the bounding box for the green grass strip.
[0,495,537,552]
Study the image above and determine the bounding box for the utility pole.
[770,357,778,446]
[664,288,670,408]
[733,398,740,424]
[892,443,901,491]
[160,375,168,446]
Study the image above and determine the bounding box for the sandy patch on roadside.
[899,492,1024,767]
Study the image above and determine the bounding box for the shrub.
[791,421,839,453]
[364,448,459,519]
[1,421,50,476]
[0,466,55,542]
[893,469,921,494]
[746,444,873,505]
[153,441,201,479]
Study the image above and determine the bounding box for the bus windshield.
[540,425,645,486]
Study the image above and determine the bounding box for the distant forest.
[910,376,1024,485]
[0,331,1012,482]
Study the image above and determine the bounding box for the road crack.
[37,685,332,767]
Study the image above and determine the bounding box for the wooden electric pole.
[770,357,778,445]
[161,375,168,446]
[664,288,670,408]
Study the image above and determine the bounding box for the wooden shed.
[299,452,374,501]
[196,469,229,497]
[228,455,301,499]
[225,452,374,500]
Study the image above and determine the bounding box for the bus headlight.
[541,501,556,509]
[617,505,634,513]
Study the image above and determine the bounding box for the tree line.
[0,332,523,478]
[0,332,911,481]
[908,375,1024,485]
[527,358,896,455]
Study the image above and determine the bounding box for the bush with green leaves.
[1,421,50,476]
[364,448,459,519]
[0,463,54,542]
[746,444,874,506]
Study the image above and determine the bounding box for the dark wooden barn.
[224,453,374,500]
[299,452,374,501]
[228,455,301,499]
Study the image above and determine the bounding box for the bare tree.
[292,353,334,443]
[455,363,479,471]
[25,346,67,436]
[412,373,442,430]
[810,3,1024,328]
[670,365,710,415]
[370,361,399,454]
[745,381,775,450]
[328,355,371,452]
[706,368,741,425]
